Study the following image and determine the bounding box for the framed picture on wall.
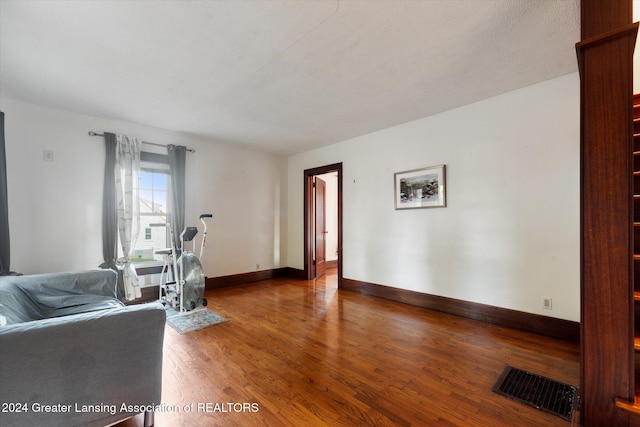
[394,164,446,209]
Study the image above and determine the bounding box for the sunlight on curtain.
[116,134,142,300]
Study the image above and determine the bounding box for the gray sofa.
[0,269,166,427]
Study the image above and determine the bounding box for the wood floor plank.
[116,269,579,426]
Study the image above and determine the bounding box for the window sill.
[132,262,166,276]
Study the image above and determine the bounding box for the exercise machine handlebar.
[199,213,212,260]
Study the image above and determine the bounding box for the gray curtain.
[0,111,10,275]
[100,132,127,298]
[167,145,186,252]
[100,132,118,270]
[100,132,145,300]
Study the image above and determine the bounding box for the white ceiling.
[0,1,580,156]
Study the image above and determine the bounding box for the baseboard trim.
[123,285,160,305]
[326,259,338,269]
[341,278,579,342]
[125,267,288,305]
[206,268,288,289]
[283,267,307,280]
[129,269,290,303]
[132,270,579,341]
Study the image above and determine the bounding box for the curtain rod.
[88,131,195,153]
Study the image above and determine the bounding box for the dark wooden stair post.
[577,0,637,425]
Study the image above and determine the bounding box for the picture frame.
[394,164,446,209]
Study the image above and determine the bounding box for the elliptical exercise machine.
[155,214,212,313]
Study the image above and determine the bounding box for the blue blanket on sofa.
[0,270,124,324]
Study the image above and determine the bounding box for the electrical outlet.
[542,297,553,310]
[43,149,54,162]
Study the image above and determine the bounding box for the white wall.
[287,73,580,322]
[0,97,287,278]
[2,73,579,320]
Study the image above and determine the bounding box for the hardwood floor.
[117,269,579,426]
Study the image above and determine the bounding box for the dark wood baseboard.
[341,278,579,342]
[283,267,307,280]
[281,265,338,281]
[206,268,288,289]
[123,285,160,305]
[140,285,159,302]
[130,270,578,342]
[129,268,289,304]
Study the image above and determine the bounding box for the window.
[130,158,171,265]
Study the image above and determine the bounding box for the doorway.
[304,163,342,287]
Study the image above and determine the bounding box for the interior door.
[314,177,327,278]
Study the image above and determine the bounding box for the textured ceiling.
[0,1,580,155]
